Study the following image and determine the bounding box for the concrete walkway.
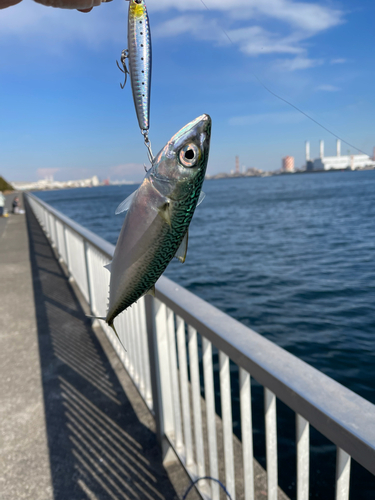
[0,199,199,500]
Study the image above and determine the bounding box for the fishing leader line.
[182,476,233,500]
[199,0,368,156]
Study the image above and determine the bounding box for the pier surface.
[0,197,199,500]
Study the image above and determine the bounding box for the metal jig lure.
[117,0,153,162]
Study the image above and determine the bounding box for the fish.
[102,114,211,336]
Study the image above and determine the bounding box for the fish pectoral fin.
[197,191,206,207]
[175,230,189,263]
[158,202,172,227]
[104,262,112,272]
[142,285,156,298]
[115,190,138,215]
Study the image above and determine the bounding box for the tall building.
[305,140,375,171]
[282,156,295,172]
[235,156,240,174]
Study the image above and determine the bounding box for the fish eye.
[179,143,199,167]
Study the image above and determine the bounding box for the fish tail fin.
[109,320,128,352]
[86,315,127,352]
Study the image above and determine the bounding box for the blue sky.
[0,0,374,182]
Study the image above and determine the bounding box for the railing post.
[63,224,71,279]
[296,414,309,500]
[144,295,176,464]
[240,368,255,500]
[220,351,236,500]
[265,388,278,500]
[84,240,94,312]
[54,217,61,258]
[335,448,351,500]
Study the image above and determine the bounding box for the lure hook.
[116,49,129,89]
[142,130,154,164]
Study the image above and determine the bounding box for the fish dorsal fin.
[197,191,206,207]
[115,190,137,215]
[158,202,172,226]
[175,230,188,263]
[104,262,112,272]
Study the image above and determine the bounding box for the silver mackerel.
[106,114,212,334]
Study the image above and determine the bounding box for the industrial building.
[305,140,375,171]
[282,156,295,172]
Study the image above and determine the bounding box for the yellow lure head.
[129,0,145,18]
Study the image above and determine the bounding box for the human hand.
[0,0,111,12]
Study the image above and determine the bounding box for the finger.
[0,0,22,9]
[77,6,92,11]
[33,0,101,9]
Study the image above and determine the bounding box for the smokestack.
[320,140,324,159]
[337,139,341,157]
[305,141,310,161]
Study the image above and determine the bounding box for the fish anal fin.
[142,285,156,298]
[175,230,188,263]
[104,262,112,272]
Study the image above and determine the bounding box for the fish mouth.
[181,114,211,136]
[188,113,211,129]
[170,114,212,150]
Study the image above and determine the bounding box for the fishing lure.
[117,0,153,162]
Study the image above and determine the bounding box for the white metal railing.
[26,192,375,500]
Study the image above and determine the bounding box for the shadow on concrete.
[25,202,180,500]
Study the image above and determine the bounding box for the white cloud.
[229,111,305,126]
[153,0,344,69]
[150,0,343,32]
[274,56,324,71]
[226,27,303,56]
[108,163,144,182]
[0,0,345,69]
[330,58,347,65]
[37,167,60,179]
[316,84,341,92]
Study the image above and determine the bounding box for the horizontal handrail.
[28,192,115,259]
[26,191,375,480]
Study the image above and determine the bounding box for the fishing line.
[182,476,233,500]
[199,0,367,156]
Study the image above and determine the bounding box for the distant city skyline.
[0,0,374,182]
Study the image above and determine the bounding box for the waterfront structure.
[305,140,375,171]
[11,175,100,191]
[235,155,240,174]
[282,156,295,172]
[25,192,375,500]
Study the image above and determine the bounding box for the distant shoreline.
[205,166,375,181]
